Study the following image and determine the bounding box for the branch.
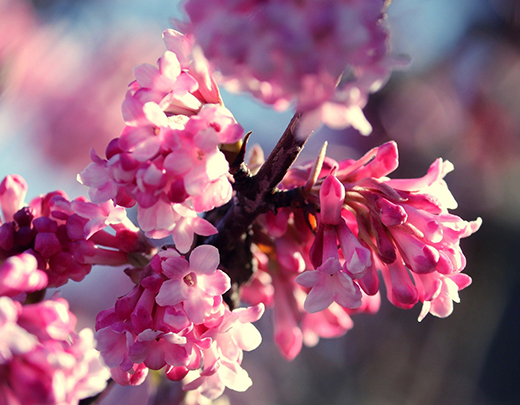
[205,112,310,306]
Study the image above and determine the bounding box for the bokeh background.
[1,0,519,404]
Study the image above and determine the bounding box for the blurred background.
[1,0,519,404]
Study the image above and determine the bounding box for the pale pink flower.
[137,199,217,253]
[155,245,230,324]
[77,150,121,205]
[128,328,189,370]
[119,98,184,163]
[415,272,472,321]
[162,29,221,107]
[183,304,264,399]
[96,248,263,401]
[131,50,199,114]
[296,256,362,313]
[17,297,76,341]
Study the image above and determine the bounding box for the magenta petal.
[295,270,320,288]
[304,279,334,314]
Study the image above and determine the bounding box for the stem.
[205,111,310,306]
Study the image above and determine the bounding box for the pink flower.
[0,175,27,224]
[0,297,36,364]
[17,297,77,341]
[0,297,109,404]
[415,272,472,321]
[96,247,263,400]
[0,175,149,288]
[155,245,230,324]
[311,141,480,316]
[183,304,264,399]
[296,256,362,313]
[296,174,367,313]
[184,0,401,134]
[137,199,217,253]
[79,79,241,246]
[162,29,221,107]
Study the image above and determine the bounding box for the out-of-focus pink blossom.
[0,0,164,171]
[0,253,47,299]
[0,296,36,364]
[184,0,402,135]
[0,296,110,404]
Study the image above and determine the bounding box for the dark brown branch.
[205,112,310,307]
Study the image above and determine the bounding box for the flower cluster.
[0,175,149,289]
[78,30,244,252]
[0,295,109,404]
[0,0,484,401]
[95,245,264,400]
[183,0,401,135]
[324,141,481,321]
[240,141,480,359]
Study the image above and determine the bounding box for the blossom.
[0,296,36,364]
[0,253,47,299]
[183,0,401,134]
[0,296,109,404]
[0,175,149,288]
[95,247,263,400]
[155,245,231,324]
[78,30,243,250]
[296,175,367,313]
[242,205,369,360]
[312,141,480,315]
[182,304,264,399]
